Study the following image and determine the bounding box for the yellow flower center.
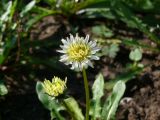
[67,43,90,62]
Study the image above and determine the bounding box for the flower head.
[57,34,100,71]
[42,76,67,97]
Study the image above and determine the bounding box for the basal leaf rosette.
[57,34,100,71]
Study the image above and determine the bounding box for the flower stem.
[82,67,90,120]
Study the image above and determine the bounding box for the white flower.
[57,34,100,71]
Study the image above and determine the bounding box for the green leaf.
[92,26,102,36]
[36,81,65,120]
[101,81,126,120]
[0,1,12,22]
[0,80,8,96]
[0,36,17,65]
[0,55,5,65]
[9,0,17,22]
[25,9,60,30]
[92,73,104,100]
[122,39,160,52]
[142,0,153,9]
[105,66,143,90]
[129,48,142,62]
[80,8,115,19]
[20,0,36,17]
[108,44,119,58]
[43,0,56,6]
[92,25,113,38]
[63,97,84,120]
[112,1,160,45]
[0,0,17,23]
[36,82,50,109]
[102,44,119,58]
[90,73,104,120]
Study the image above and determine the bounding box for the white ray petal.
[85,34,89,43]
[60,45,68,49]
[89,41,96,48]
[70,34,75,42]
[57,49,66,53]
[71,64,75,70]
[91,47,100,54]
[87,60,93,68]
[59,55,68,62]
[91,55,99,60]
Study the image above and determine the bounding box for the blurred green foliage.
[129,48,142,62]
[28,0,160,45]
[0,0,159,66]
[92,25,113,38]
[0,80,8,96]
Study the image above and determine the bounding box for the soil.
[0,94,50,120]
[116,55,160,120]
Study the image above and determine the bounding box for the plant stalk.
[82,67,90,120]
